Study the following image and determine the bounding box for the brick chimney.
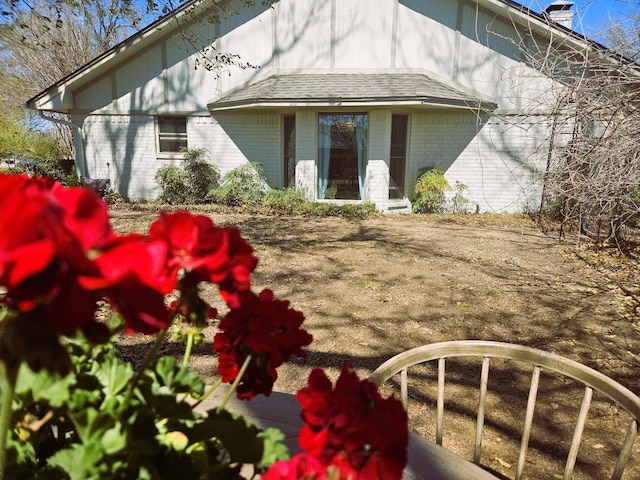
[544,1,575,29]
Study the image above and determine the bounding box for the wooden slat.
[437,357,445,446]
[474,357,490,465]
[516,365,541,480]
[564,386,593,480]
[611,419,638,480]
[368,341,640,424]
[367,341,640,480]
[401,367,408,410]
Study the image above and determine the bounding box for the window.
[283,115,296,188]
[318,113,368,200]
[157,116,187,153]
[389,114,408,199]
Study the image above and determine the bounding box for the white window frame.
[156,116,188,155]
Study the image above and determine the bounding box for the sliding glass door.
[318,113,368,200]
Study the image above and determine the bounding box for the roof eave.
[208,98,497,112]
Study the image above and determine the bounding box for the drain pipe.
[35,110,89,178]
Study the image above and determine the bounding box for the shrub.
[450,181,470,214]
[155,165,188,204]
[263,187,307,214]
[16,158,68,184]
[155,148,219,204]
[413,169,451,213]
[182,147,220,201]
[540,194,565,222]
[210,162,270,206]
[335,201,377,218]
[103,189,126,205]
[296,201,377,219]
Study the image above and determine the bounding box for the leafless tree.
[0,0,150,155]
[490,12,640,247]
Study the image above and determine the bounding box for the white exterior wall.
[63,0,566,209]
[367,110,392,211]
[409,112,546,213]
[203,114,281,183]
[295,111,318,201]
[79,114,158,199]
[76,112,281,200]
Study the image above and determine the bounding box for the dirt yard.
[111,209,640,479]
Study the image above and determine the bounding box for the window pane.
[159,117,187,134]
[283,115,295,188]
[389,114,408,199]
[160,139,186,152]
[158,116,187,153]
[318,114,368,200]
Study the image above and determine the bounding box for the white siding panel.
[275,0,332,69]
[218,5,274,92]
[456,7,523,109]
[115,46,164,111]
[164,33,215,112]
[74,76,113,112]
[395,0,457,77]
[334,0,393,69]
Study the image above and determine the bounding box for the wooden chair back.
[368,340,640,480]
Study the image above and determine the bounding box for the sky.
[526,0,639,39]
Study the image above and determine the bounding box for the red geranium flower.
[0,174,174,335]
[262,453,328,480]
[263,452,361,480]
[213,289,312,399]
[296,365,408,480]
[0,174,113,331]
[147,211,258,307]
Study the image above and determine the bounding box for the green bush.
[155,165,188,204]
[263,187,307,214]
[209,162,269,206]
[27,158,68,183]
[413,168,451,213]
[155,148,219,204]
[182,148,220,201]
[296,201,377,219]
[103,189,126,205]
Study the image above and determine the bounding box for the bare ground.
[111,210,640,480]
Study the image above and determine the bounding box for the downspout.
[34,110,88,178]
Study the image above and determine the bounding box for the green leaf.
[157,430,189,451]
[154,356,204,396]
[257,427,289,468]
[48,443,103,480]
[189,408,265,464]
[14,363,73,407]
[101,423,127,455]
[68,407,116,445]
[90,354,134,399]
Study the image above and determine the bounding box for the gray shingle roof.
[208,73,497,111]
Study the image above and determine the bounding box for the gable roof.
[208,72,497,111]
[26,0,614,112]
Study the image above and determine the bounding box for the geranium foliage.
[0,173,407,479]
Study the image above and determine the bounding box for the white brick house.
[27,0,593,212]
